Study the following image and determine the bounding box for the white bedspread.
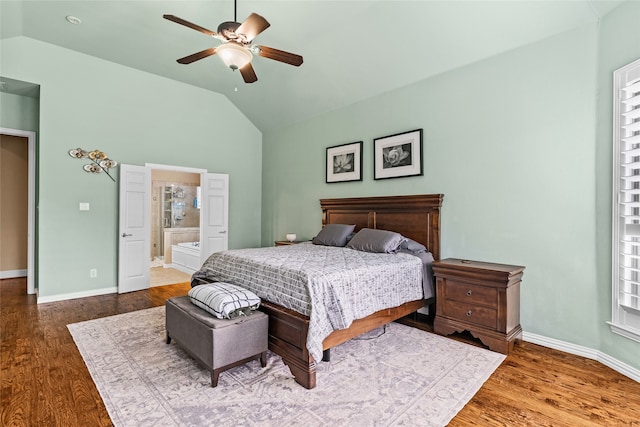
[194,243,424,361]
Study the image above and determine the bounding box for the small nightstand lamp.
[275,233,299,246]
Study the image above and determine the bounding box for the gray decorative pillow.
[399,238,427,253]
[312,224,356,247]
[189,282,261,319]
[346,228,405,253]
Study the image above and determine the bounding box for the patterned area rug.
[68,307,505,427]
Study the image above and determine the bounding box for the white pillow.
[189,282,261,319]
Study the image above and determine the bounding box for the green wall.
[262,13,639,371]
[0,36,263,299]
[0,92,39,132]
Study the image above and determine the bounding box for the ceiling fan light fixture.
[216,43,252,70]
[163,8,302,83]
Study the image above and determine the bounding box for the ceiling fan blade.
[177,48,216,64]
[240,62,258,83]
[163,14,217,37]
[236,13,270,42]
[258,46,303,67]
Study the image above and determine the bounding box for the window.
[611,57,640,343]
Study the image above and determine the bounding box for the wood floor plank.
[2,277,639,426]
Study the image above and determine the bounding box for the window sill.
[607,321,640,344]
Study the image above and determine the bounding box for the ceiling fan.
[163,1,303,84]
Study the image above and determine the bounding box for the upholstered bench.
[165,295,268,387]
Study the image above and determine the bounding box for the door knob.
[121,233,132,237]
[219,230,227,234]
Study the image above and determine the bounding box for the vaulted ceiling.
[0,1,623,132]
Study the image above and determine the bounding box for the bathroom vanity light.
[68,148,118,181]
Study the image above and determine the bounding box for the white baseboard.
[523,331,640,383]
[0,269,27,279]
[37,286,117,304]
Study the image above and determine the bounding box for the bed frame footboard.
[259,298,429,389]
[259,300,316,389]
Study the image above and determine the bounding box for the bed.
[194,194,443,388]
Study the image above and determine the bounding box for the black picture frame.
[326,141,363,183]
[373,129,423,180]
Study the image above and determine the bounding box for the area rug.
[68,307,505,427]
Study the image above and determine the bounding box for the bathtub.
[177,241,200,249]
[171,242,201,274]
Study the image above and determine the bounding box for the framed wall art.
[373,129,423,180]
[326,141,363,183]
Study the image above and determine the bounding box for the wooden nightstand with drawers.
[432,258,525,354]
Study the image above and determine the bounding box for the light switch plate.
[79,202,90,211]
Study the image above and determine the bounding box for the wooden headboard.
[319,194,444,261]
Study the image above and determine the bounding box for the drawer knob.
[466,290,473,296]
[466,310,473,317]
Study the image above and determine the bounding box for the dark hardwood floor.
[2,277,639,426]
[400,316,640,426]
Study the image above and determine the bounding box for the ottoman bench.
[165,295,268,387]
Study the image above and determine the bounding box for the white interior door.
[118,164,151,293]
[200,173,229,265]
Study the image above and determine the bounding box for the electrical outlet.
[90,269,97,278]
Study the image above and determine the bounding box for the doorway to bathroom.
[150,168,201,286]
[118,163,228,293]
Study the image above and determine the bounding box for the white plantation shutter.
[612,58,640,342]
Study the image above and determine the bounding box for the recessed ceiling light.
[66,15,81,25]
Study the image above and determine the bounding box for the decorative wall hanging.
[68,148,118,182]
[326,141,363,183]
[373,129,423,180]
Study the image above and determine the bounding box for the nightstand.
[274,241,299,246]
[432,258,525,354]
